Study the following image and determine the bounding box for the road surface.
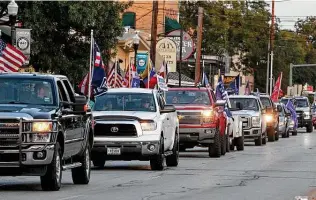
[1,129,316,200]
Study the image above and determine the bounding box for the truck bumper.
[298,118,312,127]
[179,127,216,145]
[92,135,161,161]
[243,128,262,142]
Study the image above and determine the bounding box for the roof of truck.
[0,72,67,80]
[228,95,259,99]
[107,88,154,94]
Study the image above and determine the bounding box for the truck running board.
[62,162,82,170]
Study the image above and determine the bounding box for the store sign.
[156,38,177,72]
[167,30,195,61]
[15,28,31,61]
[136,53,148,74]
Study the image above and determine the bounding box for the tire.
[209,129,221,158]
[150,136,165,171]
[286,130,290,138]
[236,135,244,151]
[40,142,62,191]
[72,143,91,184]
[307,122,313,133]
[229,142,235,151]
[282,130,287,138]
[292,130,298,136]
[221,134,226,155]
[262,132,267,145]
[226,135,230,153]
[267,127,275,142]
[166,133,179,167]
[275,131,279,141]
[314,125,316,130]
[92,156,106,168]
[255,134,262,146]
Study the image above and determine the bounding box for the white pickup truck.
[91,88,179,170]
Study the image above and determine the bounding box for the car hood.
[93,111,158,120]
[174,105,211,111]
[231,110,259,117]
[296,107,310,112]
[0,104,57,119]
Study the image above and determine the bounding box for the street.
[0,130,315,200]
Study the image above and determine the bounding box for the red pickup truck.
[165,87,227,157]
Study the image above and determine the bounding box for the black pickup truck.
[0,73,94,191]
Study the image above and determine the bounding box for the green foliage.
[0,1,130,84]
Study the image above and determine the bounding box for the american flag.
[78,41,107,96]
[0,39,26,72]
[107,61,123,88]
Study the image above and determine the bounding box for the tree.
[0,2,130,84]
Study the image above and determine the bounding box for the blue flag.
[215,76,228,100]
[131,74,140,88]
[229,74,240,95]
[286,99,298,129]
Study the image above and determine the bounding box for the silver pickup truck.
[91,88,179,170]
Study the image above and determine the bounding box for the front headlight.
[304,112,311,119]
[32,122,53,132]
[201,110,212,117]
[252,116,260,127]
[264,114,273,123]
[140,121,157,131]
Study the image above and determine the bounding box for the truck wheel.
[221,134,226,155]
[267,128,275,142]
[236,135,244,151]
[150,136,165,170]
[286,130,290,138]
[255,134,262,146]
[262,132,267,145]
[275,131,279,141]
[72,143,91,184]
[166,133,179,167]
[292,130,298,136]
[209,129,221,158]
[307,122,313,133]
[226,135,230,153]
[40,142,62,191]
[282,130,287,138]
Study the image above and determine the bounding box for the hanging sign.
[156,38,177,72]
[167,30,195,61]
[15,28,31,61]
[136,53,148,74]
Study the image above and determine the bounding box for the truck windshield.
[280,99,290,105]
[229,98,259,111]
[93,93,156,112]
[260,97,272,108]
[165,90,211,105]
[0,78,55,106]
[296,99,309,107]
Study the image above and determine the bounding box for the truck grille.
[178,111,201,125]
[94,124,137,137]
[0,119,20,149]
[240,117,251,129]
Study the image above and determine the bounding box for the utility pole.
[266,37,270,94]
[195,7,204,86]
[150,0,158,66]
[269,0,275,95]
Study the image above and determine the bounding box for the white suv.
[91,88,179,170]
[227,95,267,146]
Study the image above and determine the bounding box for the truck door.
[157,93,173,149]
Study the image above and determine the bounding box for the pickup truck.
[0,73,93,191]
[165,87,226,158]
[259,94,279,142]
[91,88,179,170]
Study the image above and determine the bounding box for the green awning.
[164,16,181,34]
[122,12,136,28]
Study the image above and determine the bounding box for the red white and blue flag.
[107,61,123,88]
[0,39,26,72]
[78,41,107,97]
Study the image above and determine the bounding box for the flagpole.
[147,57,150,89]
[277,72,282,100]
[87,29,94,101]
[129,61,132,88]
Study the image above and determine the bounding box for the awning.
[164,16,181,34]
[122,12,136,29]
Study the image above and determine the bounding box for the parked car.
[0,73,93,191]
[165,87,226,157]
[281,96,313,133]
[275,102,291,138]
[91,88,179,171]
[227,95,267,146]
[259,94,279,142]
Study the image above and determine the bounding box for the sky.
[267,0,316,30]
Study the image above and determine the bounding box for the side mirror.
[160,104,176,114]
[277,105,282,112]
[215,100,226,107]
[73,95,88,112]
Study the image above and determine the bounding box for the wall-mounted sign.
[15,28,31,61]
[136,53,148,74]
[156,38,177,72]
[167,30,195,61]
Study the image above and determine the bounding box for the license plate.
[107,148,121,155]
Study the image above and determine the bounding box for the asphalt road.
[2,130,316,200]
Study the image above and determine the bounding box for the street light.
[133,32,140,71]
[7,0,18,46]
